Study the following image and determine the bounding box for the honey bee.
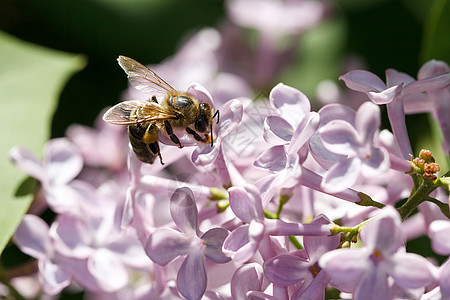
[103,56,219,164]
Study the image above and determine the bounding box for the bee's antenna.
[211,110,220,147]
[213,110,220,124]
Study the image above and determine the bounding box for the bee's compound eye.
[171,95,193,108]
[195,116,207,133]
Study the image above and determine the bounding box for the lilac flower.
[340,65,450,159]
[9,138,90,214]
[50,201,151,293]
[308,103,356,170]
[414,60,450,153]
[14,214,72,295]
[319,101,390,193]
[264,214,340,300]
[145,187,230,300]
[223,185,334,263]
[319,207,435,300]
[255,83,320,204]
[222,185,268,263]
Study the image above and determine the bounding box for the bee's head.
[196,103,219,146]
[195,103,214,134]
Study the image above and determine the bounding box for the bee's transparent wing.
[103,100,178,125]
[117,56,176,94]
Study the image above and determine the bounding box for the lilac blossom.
[340,63,450,159]
[264,214,340,300]
[9,138,90,214]
[223,185,334,264]
[255,83,320,204]
[145,187,230,300]
[414,60,450,153]
[319,207,436,300]
[318,101,390,193]
[14,215,72,295]
[6,6,450,299]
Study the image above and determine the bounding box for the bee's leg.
[148,142,164,165]
[151,96,158,103]
[164,120,183,148]
[143,123,164,165]
[186,127,206,143]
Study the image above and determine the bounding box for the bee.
[103,56,219,164]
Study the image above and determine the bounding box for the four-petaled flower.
[320,207,435,300]
[145,187,230,300]
[319,101,390,193]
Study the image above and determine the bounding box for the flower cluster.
[5,0,450,299]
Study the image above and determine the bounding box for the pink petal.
[217,98,244,138]
[229,185,265,223]
[177,252,207,300]
[9,146,46,183]
[39,259,71,295]
[51,214,91,259]
[385,68,415,87]
[264,253,310,286]
[361,206,403,253]
[320,120,359,156]
[270,83,311,128]
[88,248,129,292]
[254,145,287,172]
[440,260,450,297]
[201,228,231,264]
[360,147,389,176]
[263,116,294,145]
[355,102,380,145]
[231,263,263,300]
[145,228,191,265]
[339,70,386,93]
[388,253,435,288]
[319,248,369,282]
[186,83,214,107]
[14,215,51,259]
[418,60,450,79]
[366,83,403,104]
[170,187,199,235]
[428,220,450,255]
[354,266,391,300]
[44,138,83,185]
[288,111,320,156]
[321,158,361,193]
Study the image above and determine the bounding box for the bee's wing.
[117,56,177,94]
[103,100,178,125]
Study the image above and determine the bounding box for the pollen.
[309,263,321,277]
[373,249,382,258]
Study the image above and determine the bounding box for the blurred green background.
[0,0,449,297]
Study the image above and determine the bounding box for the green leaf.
[0,31,85,254]
[421,0,450,63]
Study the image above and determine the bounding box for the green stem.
[398,178,438,221]
[356,192,385,209]
[289,236,303,249]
